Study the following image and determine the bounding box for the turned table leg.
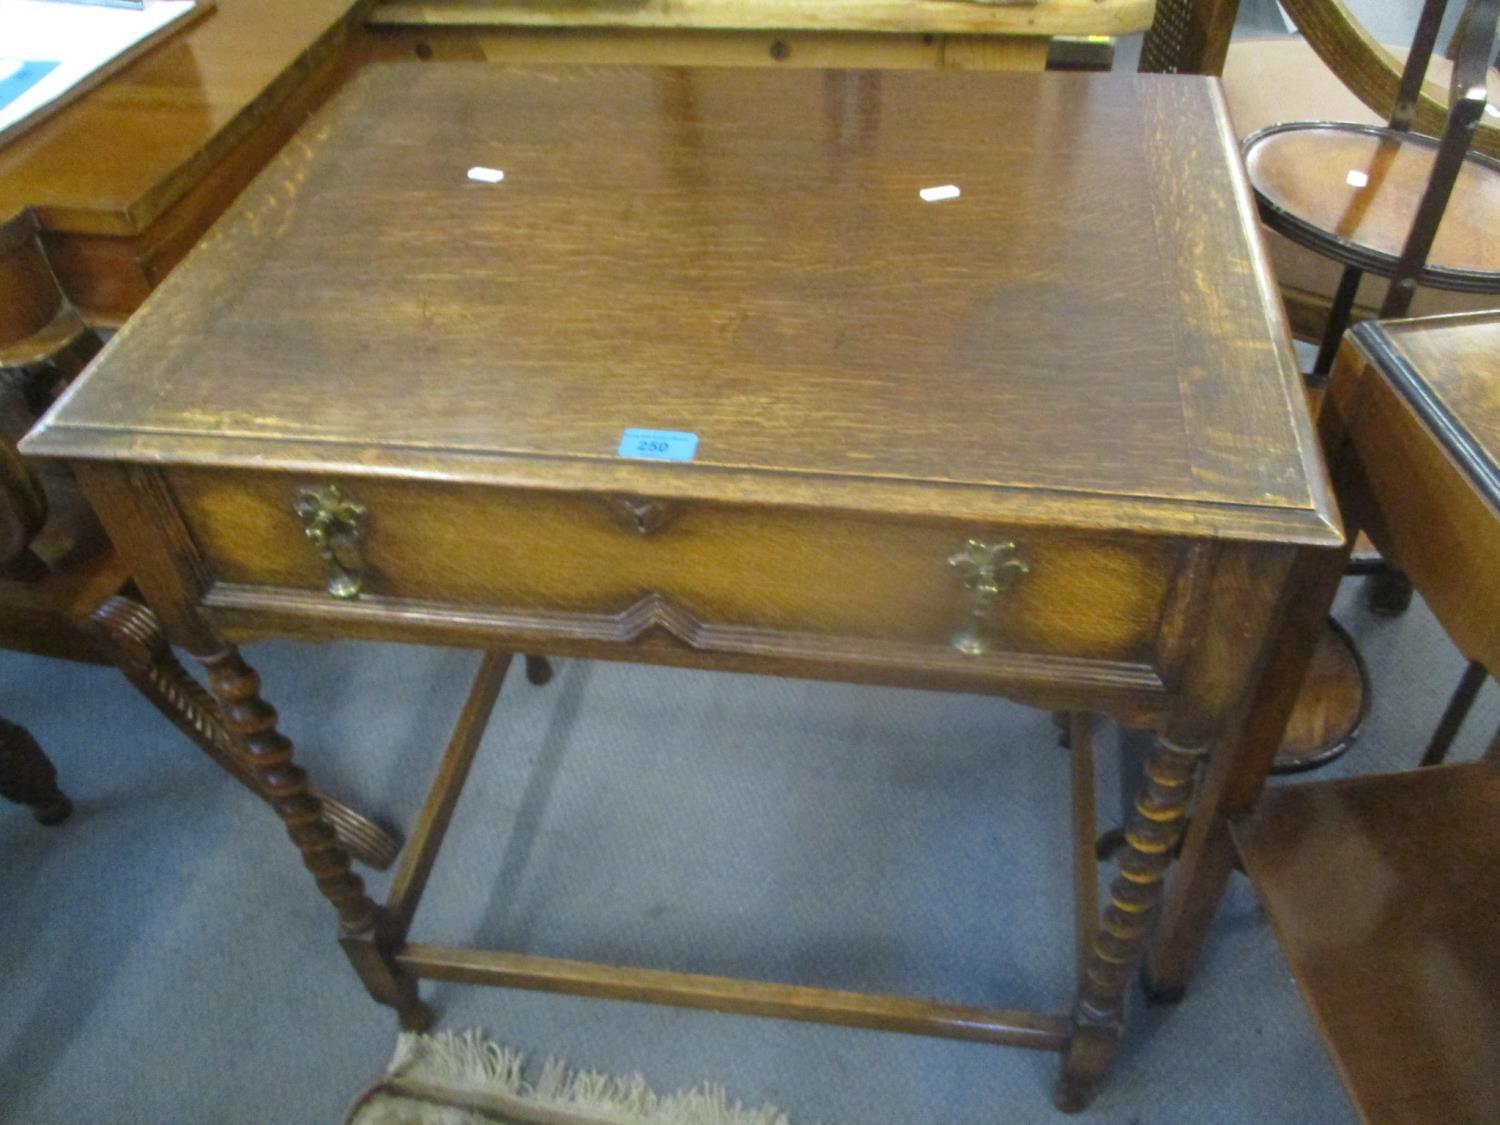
[1055,735,1203,1113]
[196,642,431,1030]
[0,714,72,825]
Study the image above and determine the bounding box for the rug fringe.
[386,1031,793,1125]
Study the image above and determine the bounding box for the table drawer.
[167,468,1183,667]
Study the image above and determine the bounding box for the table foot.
[399,999,436,1033]
[1051,710,1072,748]
[1139,963,1187,1005]
[1063,735,1203,1101]
[1054,1018,1117,1113]
[0,716,72,825]
[1365,567,1414,616]
[342,916,432,1030]
[524,655,554,686]
[1052,1074,1100,1113]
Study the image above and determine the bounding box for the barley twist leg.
[196,644,378,932]
[95,596,400,868]
[1055,735,1203,1112]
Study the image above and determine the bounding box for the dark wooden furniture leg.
[1056,734,1204,1110]
[1364,567,1416,615]
[0,713,72,824]
[195,640,431,1029]
[1421,659,1489,766]
[523,654,554,686]
[360,649,512,1030]
[92,595,401,869]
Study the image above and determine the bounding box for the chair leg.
[91,595,402,869]
[0,714,72,825]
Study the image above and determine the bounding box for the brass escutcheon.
[294,484,367,600]
[947,538,1029,656]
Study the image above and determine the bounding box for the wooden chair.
[1137,0,1239,74]
[1233,310,1500,1123]
[0,209,398,863]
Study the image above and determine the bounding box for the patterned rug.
[344,1032,795,1125]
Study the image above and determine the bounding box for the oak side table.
[23,63,1340,1110]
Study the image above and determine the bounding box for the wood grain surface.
[1370,314,1500,493]
[25,64,1336,546]
[166,466,1179,661]
[1245,124,1500,285]
[367,0,1155,36]
[24,65,1343,1105]
[0,0,361,236]
[1338,314,1500,673]
[0,0,364,322]
[1234,762,1500,1125]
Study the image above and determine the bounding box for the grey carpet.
[1,581,1494,1124]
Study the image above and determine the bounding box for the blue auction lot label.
[617,428,699,462]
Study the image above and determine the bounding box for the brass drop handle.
[947,538,1029,656]
[294,484,367,600]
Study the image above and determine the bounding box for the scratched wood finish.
[28,66,1331,545]
[22,66,1340,1112]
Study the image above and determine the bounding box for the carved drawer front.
[167,469,1181,666]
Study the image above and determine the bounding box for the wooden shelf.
[1233,762,1500,1124]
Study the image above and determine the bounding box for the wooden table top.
[0,0,360,236]
[27,64,1336,546]
[1351,314,1500,515]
